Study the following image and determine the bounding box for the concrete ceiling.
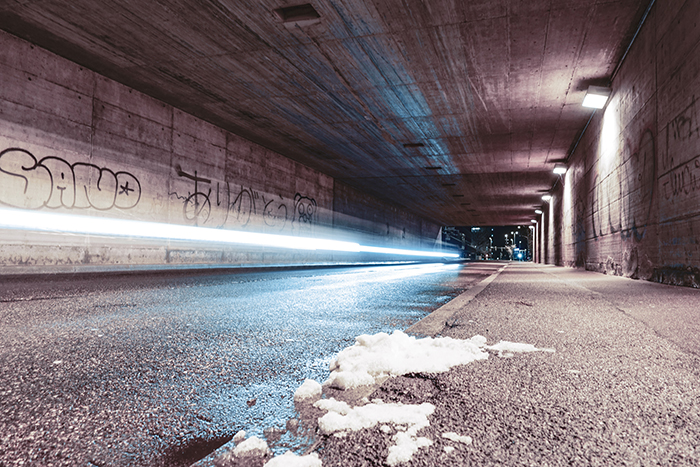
[0,0,648,226]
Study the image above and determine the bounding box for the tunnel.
[1,0,700,465]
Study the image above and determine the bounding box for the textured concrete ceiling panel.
[0,0,650,226]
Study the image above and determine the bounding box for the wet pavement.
[0,262,496,467]
[317,263,700,466]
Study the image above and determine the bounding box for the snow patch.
[442,432,472,445]
[387,431,432,466]
[264,451,322,467]
[294,379,322,402]
[232,430,246,445]
[486,341,555,357]
[317,400,434,435]
[317,399,435,466]
[232,436,270,457]
[265,331,554,466]
[324,331,489,390]
[313,398,351,415]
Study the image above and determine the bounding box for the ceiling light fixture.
[582,85,611,109]
[553,163,567,175]
[535,209,543,214]
[530,220,537,223]
[542,194,552,202]
[274,4,321,27]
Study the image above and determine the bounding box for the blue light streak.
[0,208,459,259]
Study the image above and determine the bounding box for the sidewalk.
[315,263,700,466]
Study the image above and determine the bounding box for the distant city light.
[0,208,459,259]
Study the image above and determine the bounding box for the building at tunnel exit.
[0,0,699,286]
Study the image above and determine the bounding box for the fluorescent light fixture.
[535,209,543,214]
[582,85,611,109]
[542,194,552,202]
[0,208,459,259]
[553,163,567,175]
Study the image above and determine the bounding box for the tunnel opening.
[442,225,533,261]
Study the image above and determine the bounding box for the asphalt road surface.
[0,262,497,466]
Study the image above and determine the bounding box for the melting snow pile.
[324,330,553,390]
[324,331,490,390]
[264,451,322,467]
[315,398,435,466]
[222,330,554,467]
[294,378,323,402]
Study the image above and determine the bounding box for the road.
[0,262,499,466]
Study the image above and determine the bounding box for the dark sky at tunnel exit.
[445,225,532,250]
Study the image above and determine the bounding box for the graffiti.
[173,166,212,225]
[663,97,700,171]
[294,193,317,225]
[658,96,700,223]
[170,165,316,231]
[661,155,700,201]
[228,184,256,227]
[590,129,656,242]
[620,130,655,240]
[0,147,141,210]
[262,195,288,229]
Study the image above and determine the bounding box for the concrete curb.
[405,264,507,337]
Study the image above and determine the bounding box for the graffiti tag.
[0,148,141,210]
[169,165,316,231]
[661,155,700,202]
[590,129,655,241]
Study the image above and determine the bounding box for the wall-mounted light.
[542,194,552,202]
[582,85,611,109]
[553,163,567,175]
[535,209,543,215]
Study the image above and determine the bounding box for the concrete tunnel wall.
[545,0,700,287]
[0,30,442,274]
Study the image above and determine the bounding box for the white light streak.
[0,208,459,259]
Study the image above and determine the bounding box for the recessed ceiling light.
[274,4,321,27]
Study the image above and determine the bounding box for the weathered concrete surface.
[552,0,700,286]
[405,262,506,336]
[0,30,441,274]
[0,0,649,227]
[316,262,700,466]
